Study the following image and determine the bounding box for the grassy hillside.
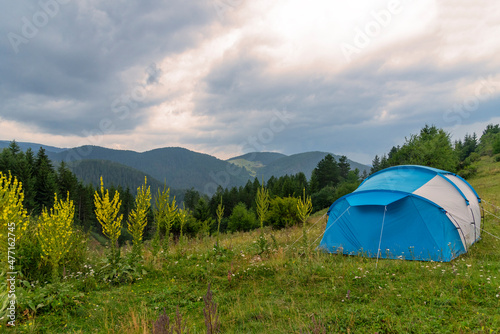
[17,157,500,333]
[228,152,287,165]
[468,155,500,205]
[228,151,371,181]
[260,151,370,180]
[225,158,265,177]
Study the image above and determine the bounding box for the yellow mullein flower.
[0,172,28,272]
[37,192,74,281]
[127,176,151,258]
[94,176,123,258]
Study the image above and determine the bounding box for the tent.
[319,165,482,262]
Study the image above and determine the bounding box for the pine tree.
[338,155,350,181]
[34,148,57,214]
[311,154,340,191]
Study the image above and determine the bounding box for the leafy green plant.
[255,185,270,254]
[17,217,52,282]
[297,188,312,251]
[94,176,123,265]
[176,206,188,256]
[127,176,151,261]
[153,185,178,257]
[268,196,300,229]
[97,255,145,285]
[36,193,75,282]
[228,203,257,232]
[17,280,85,316]
[0,171,29,273]
[256,185,269,232]
[216,197,224,246]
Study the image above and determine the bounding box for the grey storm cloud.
[1,0,500,163]
[0,0,216,136]
[193,41,500,158]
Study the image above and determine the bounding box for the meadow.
[3,157,497,334]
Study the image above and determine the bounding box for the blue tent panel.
[345,190,408,207]
[320,196,466,262]
[357,166,437,193]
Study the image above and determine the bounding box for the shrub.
[17,218,52,282]
[17,280,85,316]
[268,196,300,229]
[311,186,336,212]
[493,135,500,154]
[62,229,90,275]
[334,182,359,200]
[228,203,257,232]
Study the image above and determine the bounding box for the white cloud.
[1,0,500,164]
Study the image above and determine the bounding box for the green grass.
[8,158,500,333]
[226,159,264,178]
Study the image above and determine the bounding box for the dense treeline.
[370,123,500,177]
[4,123,498,240]
[190,153,363,234]
[0,143,94,229]
[0,142,141,234]
[0,140,361,238]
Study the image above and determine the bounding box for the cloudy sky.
[1,0,500,164]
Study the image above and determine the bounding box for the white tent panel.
[443,174,481,241]
[413,175,475,247]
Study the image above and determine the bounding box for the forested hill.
[48,146,252,194]
[1,141,371,195]
[67,160,162,193]
[227,151,370,180]
[0,140,66,153]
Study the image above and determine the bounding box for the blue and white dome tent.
[319,165,482,262]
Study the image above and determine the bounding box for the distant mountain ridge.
[0,140,66,153]
[0,141,370,194]
[227,151,370,180]
[46,145,251,194]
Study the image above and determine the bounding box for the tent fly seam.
[312,205,351,250]
[469,205,477,242]
[376,205,387,268]
[286,212,328,250]
[446,212,468,252]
